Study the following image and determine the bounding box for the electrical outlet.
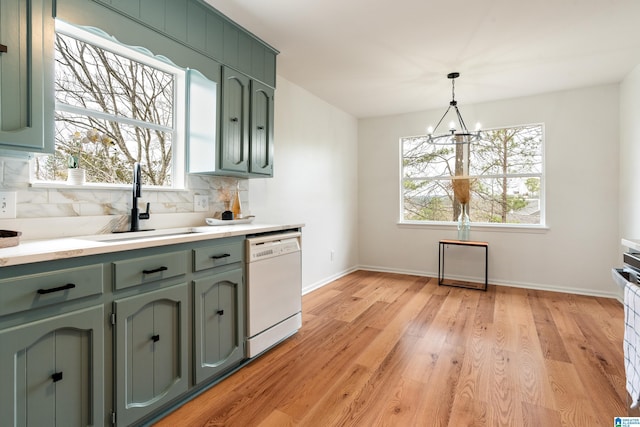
[194,195,209,212]
[0,191,17,219]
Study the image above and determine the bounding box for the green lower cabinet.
[0,305,105,427]
[113,282,189,426]
[193,268,245,384]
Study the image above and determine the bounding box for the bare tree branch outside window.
[34,31,176,186]
[401,124,543,224]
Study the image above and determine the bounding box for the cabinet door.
[220,66,249,173]
[0,305,104,427]
[193,268,245,383]
[114,283,188,427]
[250,80,274,176]
[0,0,54,153]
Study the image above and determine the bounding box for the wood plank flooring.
[154,270,627,426]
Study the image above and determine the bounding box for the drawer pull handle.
[37,283,76,295]
[142,266,168,275]
[217,309,224,316]
[51,372,63,382]
[211,253,231,260]
[151,334,160,342]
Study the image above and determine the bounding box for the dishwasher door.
[246,231,302,357]
[247,250,302,338]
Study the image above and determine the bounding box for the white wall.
[249,76,359,293]
[358,85,620,298]
[620,65,640,240]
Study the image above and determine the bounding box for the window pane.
[470,125,542,176]
[403,179,455,221]
[468,177,541,224]
[35,24,181,188]
[54,32,174,126]
[402,136,457,178]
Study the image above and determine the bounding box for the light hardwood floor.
[155,270,626,426]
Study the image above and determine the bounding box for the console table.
[438,239,488,291]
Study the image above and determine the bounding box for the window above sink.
[33,20,187,189]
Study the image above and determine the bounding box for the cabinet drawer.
[113,251,187,290]
[193,241,243,272]
[0,264,103,316]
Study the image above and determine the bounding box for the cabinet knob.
[217,309,224,316]
[230,117,239,122]
[257,126,265,130]
[151,334,160,342]
[51,372,63,383]
[0,44,7,54]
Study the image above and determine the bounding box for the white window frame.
[32,19,186,189]
[399,123,546,229]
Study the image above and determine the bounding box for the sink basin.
[79,227,201,243]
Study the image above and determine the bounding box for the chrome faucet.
[130,162,150,232]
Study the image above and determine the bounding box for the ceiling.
[204,0,640,119]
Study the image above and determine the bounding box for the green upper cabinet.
[0,0,54,153]
[88,0,278,178]
[191,66,275,178]
[220,66,250,174]
[92,0,277,87]
[250,80,274,176]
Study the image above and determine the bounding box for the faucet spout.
[130,162,147,232]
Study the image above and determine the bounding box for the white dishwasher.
[246,230,302,357]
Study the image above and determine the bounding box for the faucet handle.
[139,202,150,220]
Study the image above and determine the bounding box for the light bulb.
[449,121,456,131]
[427,126,434,135]
[475,122,482,131]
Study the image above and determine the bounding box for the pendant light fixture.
[426,72,481,145]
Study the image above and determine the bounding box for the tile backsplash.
[0,157,248,241]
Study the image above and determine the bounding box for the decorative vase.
[231,182,242,218]
[67,168,86,185]
[457,203,470,241]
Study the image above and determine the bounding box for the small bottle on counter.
[231,182,242,218]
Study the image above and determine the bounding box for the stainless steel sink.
[79,227,201,243]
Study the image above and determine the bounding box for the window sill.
[31,181,188,192]
[397,221,549,234]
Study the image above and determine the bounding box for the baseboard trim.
[304,264,623,302]
[302,267,359,295]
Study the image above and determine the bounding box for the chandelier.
[426,72,481,145]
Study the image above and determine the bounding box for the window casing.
[401,124,544,226]
[33,21,186,188]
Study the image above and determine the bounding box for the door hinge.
[110,312,116,325]
[111,410,116,425]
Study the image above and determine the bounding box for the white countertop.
[623,238,640,253]
[0,223,304,268]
